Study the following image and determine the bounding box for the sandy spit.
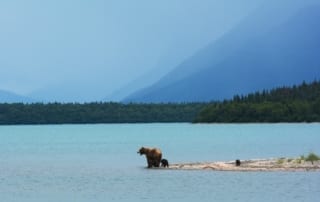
[164,158,320,172]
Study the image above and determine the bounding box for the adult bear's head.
[137,147,147,155]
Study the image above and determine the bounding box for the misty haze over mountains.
[2,0,264,103]
[124,0,320,103]
[1,0,320,103]
[0,90,34,103]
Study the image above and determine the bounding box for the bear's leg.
[147,158,153,168]
[152,159,159,167]
[154,157,161,167]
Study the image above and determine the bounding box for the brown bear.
[137,147,162,168]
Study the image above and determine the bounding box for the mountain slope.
[0,90,35,103]
[125,3,320,103]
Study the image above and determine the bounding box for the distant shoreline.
[1,81,319,124]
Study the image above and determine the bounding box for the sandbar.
[166,158,320,172]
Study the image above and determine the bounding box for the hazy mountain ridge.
[125,3,320,103]
[0,90,35,103]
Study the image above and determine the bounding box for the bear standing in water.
[137,147,162,168]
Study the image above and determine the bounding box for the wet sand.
[166,158,320,171]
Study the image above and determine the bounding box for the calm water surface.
[0,123,319,202]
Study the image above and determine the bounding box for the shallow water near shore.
[0,123,319,201]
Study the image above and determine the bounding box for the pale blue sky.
[0,0,265,102]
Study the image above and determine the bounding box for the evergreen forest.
[194,81,320,123]
[0,102,205,124]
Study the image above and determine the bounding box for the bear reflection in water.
[137,147,162,168]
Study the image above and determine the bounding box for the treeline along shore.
[0,103,205,124]
[0,81,319,124]
[194,80,320,123]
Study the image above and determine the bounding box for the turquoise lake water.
[0,123,319,201]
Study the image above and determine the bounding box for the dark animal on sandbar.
[137,147,162,168]
[235,159,241,166]
[161,159,169,168]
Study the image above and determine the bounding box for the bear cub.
[161,159,169,168]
